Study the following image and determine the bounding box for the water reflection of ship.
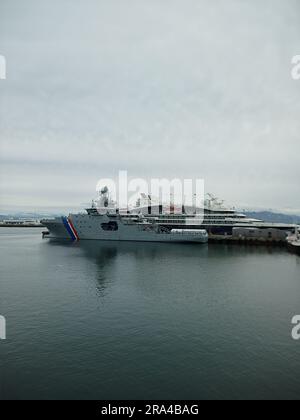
[78,239,209,262]
[76,240,210,297]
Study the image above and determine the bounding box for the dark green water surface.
[1,228,300,400]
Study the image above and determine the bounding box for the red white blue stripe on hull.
[62,216,79,241]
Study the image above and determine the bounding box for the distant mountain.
[244,211,300,225]
[1,210,300,225]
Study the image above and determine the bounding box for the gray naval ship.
[41,187,208,243]
[42,187,297,243]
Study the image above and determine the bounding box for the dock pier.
[208,234,286,247]
[0,222,43,228]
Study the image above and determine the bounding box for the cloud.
[0,0,300,212]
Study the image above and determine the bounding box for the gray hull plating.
[42,214,208,244]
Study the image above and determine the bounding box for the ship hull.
[41,216,208,243]
[287,241,300,255]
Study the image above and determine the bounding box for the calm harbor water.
[1,227,300,400]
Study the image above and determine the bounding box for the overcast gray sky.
[0,0,299,213]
